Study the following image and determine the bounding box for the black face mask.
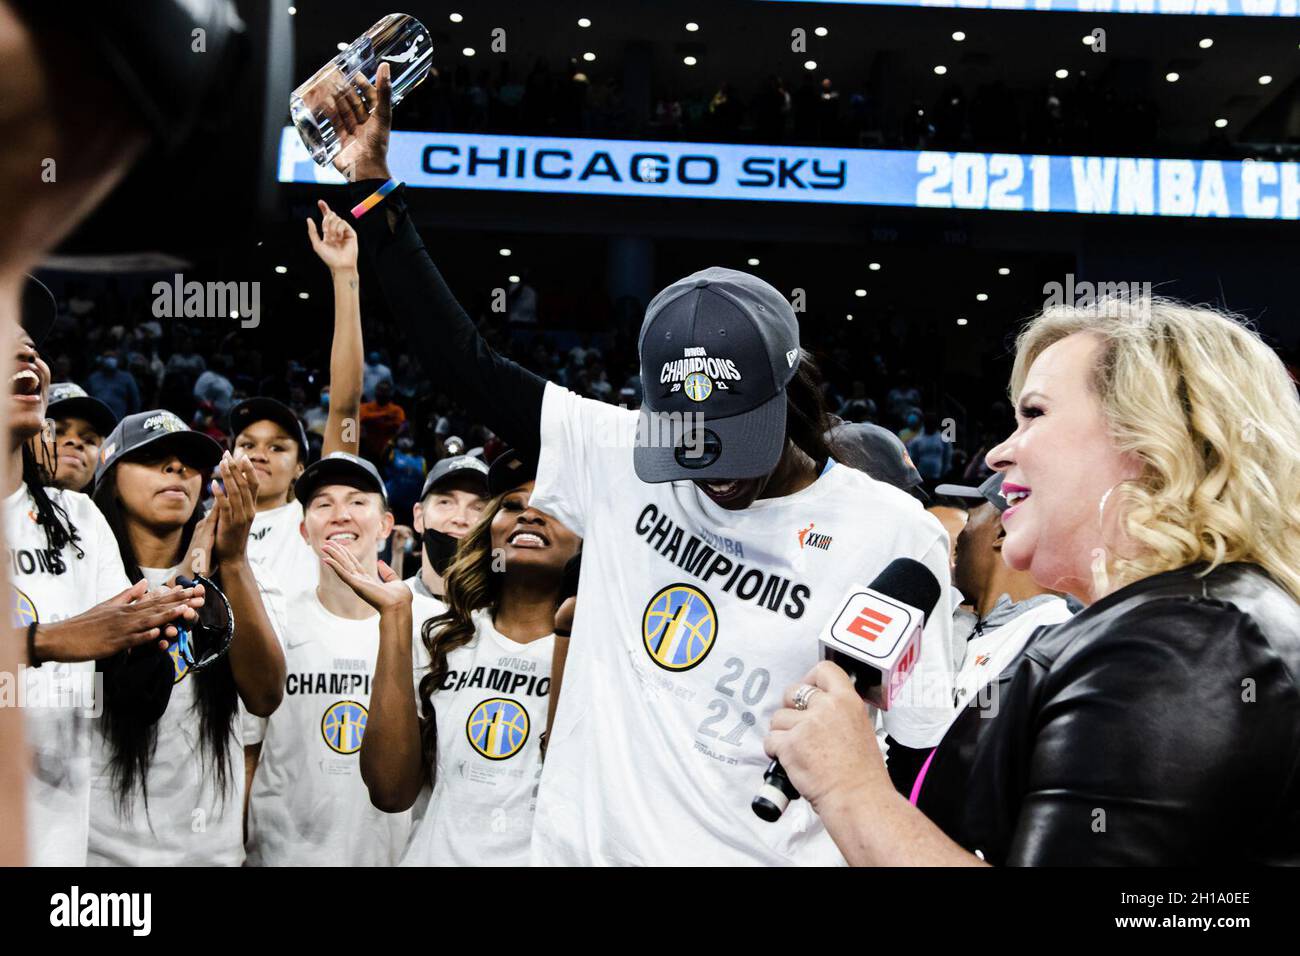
[422,528,460,576]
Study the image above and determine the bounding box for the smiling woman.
[352,449,582,866]
[764,296,1300,867]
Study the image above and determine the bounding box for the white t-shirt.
[247,499,318,591]
[949,598,1073,718]
[402,607,552,867]
[6,483,132,866]
[529,384,956,866]
[245,587,444,866]
[88,566,248,866]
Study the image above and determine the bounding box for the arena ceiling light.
[336,42,347,51]
[956,318,968,326]
[804,60,817,70]
[1083,34,1095,46]
[583,52,596,62]
[287,5,296,14]
[952,31,966,42]
[934,65,948,75]
[298,292,309,300]
[846,314,854,321]
[747,257,760,266]
[578,17,591,28]
[684,56,698,66]
[275,265,287,274]
[1055,68,1069,79]
[450,13,463,23]
[976,292,989,301]
[499,248,512,256]
[869,262,881,271]
[463,47,475,57]
[508,274,521,283]
[1215,117,1228,128]
[686,22,700,32]
[1166,72,1180,82]
[998,267,1011,275]
[815,27,829,37]
[1199,37,1213,49]
[1258,74,1273,85]
[854,288,867,297]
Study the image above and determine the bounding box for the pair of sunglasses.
[171,574,233,673]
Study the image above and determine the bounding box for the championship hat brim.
[47,395,118,439]
[632,387,788,483]
[294,453,387,506]
[95,429,224,485]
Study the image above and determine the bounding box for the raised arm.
[209,452,286,717]
[307,199,363,456]
[323,63,546,458]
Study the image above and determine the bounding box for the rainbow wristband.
[350,178,401,219]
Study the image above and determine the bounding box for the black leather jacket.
[916,562,1300,865]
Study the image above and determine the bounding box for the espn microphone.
[752,557,942,822]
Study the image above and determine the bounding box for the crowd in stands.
[390,56,1289,160]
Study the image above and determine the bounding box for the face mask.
[422,527,460,576]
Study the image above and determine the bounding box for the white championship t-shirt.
[949,597,1073,718]
[402,607,552,867]
[245,587,444,866]
[88,566,248,866]
[247,499,318,591]
[6,483,132,866]
[529,384,956,866]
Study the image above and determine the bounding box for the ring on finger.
[793,684,821,711]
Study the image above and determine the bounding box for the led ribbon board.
[279,128,1300,220]
[756,0,1299,16]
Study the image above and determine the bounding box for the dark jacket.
[916,562,1300,865]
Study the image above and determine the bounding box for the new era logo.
[785,349,798,368]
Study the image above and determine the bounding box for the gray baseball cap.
[935,473,1007,512]
[420,454,489,501]
[48,382,118,438]
[94,409,224,484]
[634,267,800,483]
[827,420,923,492]
[295,451,387,507]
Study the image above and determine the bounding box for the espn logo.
[846,606,892,642]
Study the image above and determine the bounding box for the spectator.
[164,333,206,382]
[363,350,393,401]
[193,354,235,416]
[85,351,141,421]
[907,412,953,483]
[359,379,406,463]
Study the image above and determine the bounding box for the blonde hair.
[1010,296,1300,602]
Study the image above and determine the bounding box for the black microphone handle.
[751,757,801,822]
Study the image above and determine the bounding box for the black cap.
[487,448,537,497]
[634,268,800,483]
[20,275,56,348]
[227,397,309,460]
[95,410,224,484]
[935,473,1007,513]
[294,451,387,507]
[47,382,118,438]
[420,454,489,501]
[827,421,924,492]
